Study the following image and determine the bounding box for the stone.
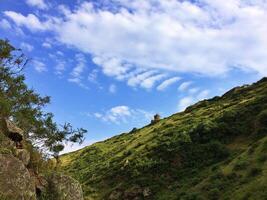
[48,173,84,200]
[0,130,15,149]
[16,148,30,166]
[123,185,143,199]
[0,154,36,200]
[4,119,24,143]
[108,190,123,200]
[143,187,152,197]
[151,114,161,124]
[28,169,48,197]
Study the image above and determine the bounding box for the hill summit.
[60,78,267,200]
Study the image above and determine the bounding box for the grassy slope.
[60,78,267,200]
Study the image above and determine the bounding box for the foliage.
[0,39,87,166]
[60,77,267,199]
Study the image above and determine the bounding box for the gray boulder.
[48,173,84,200]
[16,148,30,166]
[4,119,24,143]
[0,153,36,200]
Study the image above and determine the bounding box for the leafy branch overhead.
[0,39,87,160]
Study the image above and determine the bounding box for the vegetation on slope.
[60,78,267,200]
[0,39,86,199]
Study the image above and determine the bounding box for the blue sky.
[0,0,266,152]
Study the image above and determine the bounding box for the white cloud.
[20,42,34,52]
[32,60,47,73]
[68,54,88,88]
[4,11,52,31]
[88,69,98,83]
[178,81,193,92]
[157,77,181,91]
[101,105,131,124]
[55,60,66,75]
[94,113,102,118]
[94,105,153,124]
[0,19,11,30]
[125,70,167,89]
[188,88,200,94]
[60,139,101,154]
[140,74,166,89]
[109,84,117,93]
[178,96,195,112]
[42,42,51,48]
[26,0,48,10]
[5,0,267,85]
[197,89,210,99]
[178,89,211,111]
[56,51,64,56]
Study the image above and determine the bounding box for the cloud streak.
[4,0,267,88]
[93,105,153,124]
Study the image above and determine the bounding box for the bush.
[233,160,249,171]
[182,192,205,200]
[0,148,12,155]
[256,110,267,135]
[257,154,267,163]
[247,167,262,177]
[208,188,220,200]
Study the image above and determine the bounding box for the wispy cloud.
[42,42,51,48]
[4,0,267,88]
[157,77,181,91]
[26,0,48,10]
[55,60,66,75]
[20,42,34,52]
[178,89,210,111]
[178,81,193,92]
[68,54,88,88]
[93,105,153,124]
[88,69,98,83]
[0,19,11,30]
[32,60,47,73]
[109,84,117,94]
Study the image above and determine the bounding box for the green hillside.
[60,78,267,200]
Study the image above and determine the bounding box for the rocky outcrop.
[0,120,84,200]
[4,119,24,143]
[16,148,31,166]
[150,114,161,124]
[48,173,84,200]
[0,154,36,200]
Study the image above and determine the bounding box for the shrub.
[256,110,267,135]
[257,154,267,163]
[208,188,220,200]
[247,167,262,177]
[182,192,205,200]
[233,160,249,171]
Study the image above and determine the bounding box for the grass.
[60,77,267,200]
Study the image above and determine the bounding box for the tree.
[0,39,87,164]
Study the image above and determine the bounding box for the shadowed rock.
[4,119,24,143]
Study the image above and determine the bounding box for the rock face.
[0,154,36,200]
[0,129,15,150]
[0,121,84,200]
[16,148,30,166]
[49,173,84,200]
[4,119,24,143]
